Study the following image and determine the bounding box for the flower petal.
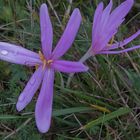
[52,8,82,59]
[100,0,113,30]
[105,30,140,51]
[52,60,88,73]
[0,42,42,66]
[92,1,116,53]
[106,0,133,38]
[40,4,53,59]
[108,0,133,29]
[99,45,140,54]
[16,66,44,111]
[35,68,54,133]
[92,2,104,52]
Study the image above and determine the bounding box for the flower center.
[39,51,53,69]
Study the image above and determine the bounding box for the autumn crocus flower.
[73,0,140,63]
[67,0,140,86]
[89,0,140,56]
[0,4,88,133]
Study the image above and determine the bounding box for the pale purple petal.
[100,0,112,30]
[52,9,82,60]
[16,66,44,111]
[52,60,88,73]
[107,0,133,36]
[92,2,104,52]
[104,30,140,51]
[0,42,42,66]
[0,42,39,58]
[35,68,54,133]
[100,45,140,54]
[92,0,113,52]
[92,1,116,53]
[92,2,104,35]
[108,0,133,28]
[40,4,53,59]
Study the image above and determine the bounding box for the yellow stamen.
[39,51,45,61]
[107,36,115,47]
[110,36,115,45]
[43,60,47,70]
[35,65,39,70]
[38,51,53,70]
[47,60,53,64]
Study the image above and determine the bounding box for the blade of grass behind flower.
[55,85,115,110]
[81,107,131,130]
[53,107,93,117]
[0,107,93,120]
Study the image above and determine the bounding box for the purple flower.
[0,4,88,133]
[90,0,140,55]
[66,0,140,87]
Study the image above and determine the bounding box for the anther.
[107,36,115,47]
[38,51,53,69]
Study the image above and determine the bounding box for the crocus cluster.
[0,0,140,133]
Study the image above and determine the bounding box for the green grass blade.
[0,115,30,119]
[53,107,93,117]
[0,107,93,120]
[82,107,131,130]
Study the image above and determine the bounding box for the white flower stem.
[66,48,92,87]
[79,48,92,63]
